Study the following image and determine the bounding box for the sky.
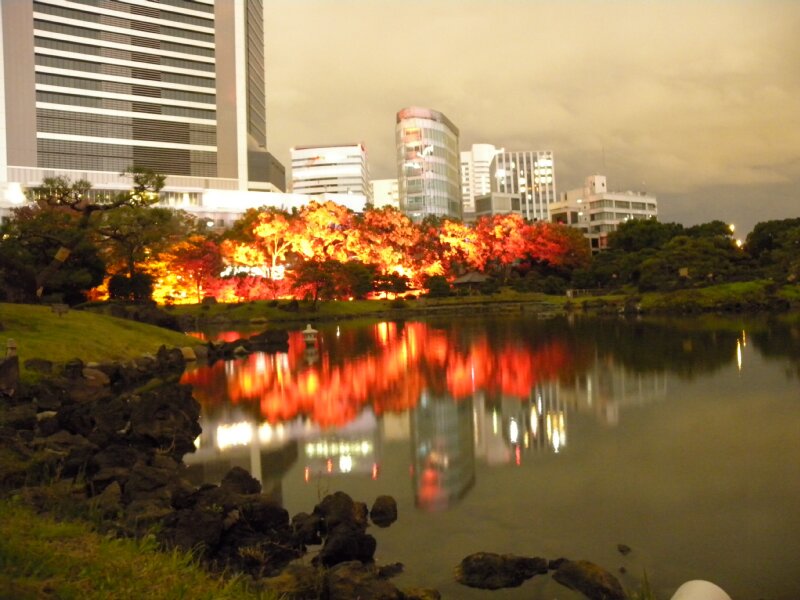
[263,0,800,235]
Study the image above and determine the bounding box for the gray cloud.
[265,0,800,233]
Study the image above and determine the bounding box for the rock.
[180,346,197,361]
[82,367,111,387]
[220,466,262,495]
[370,495,398,527]
[23,358,53,374]
[261,563,323,599]
[316,525,376,567]
[31,430,98,477]
[92,480,122,517]
[128,384,201,459]
[617,543,632,556]
[292,511,323,545]
[35,410,60,437]
[315,491,366,532]
[455,552,548,589]
[1,403,36,430]
[552,559,626,600]
[123,460,179,504]
[161,506,226,554]
[192,345,209,362]
[62,358,84,379]
[325,561,403,600]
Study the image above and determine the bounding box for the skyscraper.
[0,0,281,220]
[396,107,461,222]
[490,150,556,221]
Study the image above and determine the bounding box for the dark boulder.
[325,561,403,600]
[552,559,626,600]
[314,491,367,533]
[455,552,548,589]
[220,466,262,495]
[292,511,323,545]
[316,525,377,567]
[370,495,398,527]
[23,358,53,375]
[128,385,201,459]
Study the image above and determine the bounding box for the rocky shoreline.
[1,332,630,600]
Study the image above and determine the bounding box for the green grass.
[0,303,201,379]
[638,280,775,311]
[0,498,276,600]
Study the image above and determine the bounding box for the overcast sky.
[264,0,799,235]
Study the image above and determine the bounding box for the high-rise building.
[290,144,370,203]
[370,178,399,209]
[396,107,461,222]
[0,0,283,223]
[550,175,658,251]
[460,143,499,222]
[490,150,556,221]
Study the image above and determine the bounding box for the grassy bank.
[0,498,273,600]
[0,303,201,380]
[166,289,567,326]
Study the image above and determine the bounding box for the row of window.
[34,4,214,44]
[38,139,217,176]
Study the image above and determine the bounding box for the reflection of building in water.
[184,411,300,506]
[411,391,476,510]
[302,410,382,482]
[556,358,668,426]
[474,384,567,466]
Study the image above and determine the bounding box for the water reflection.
[181,317,705,509]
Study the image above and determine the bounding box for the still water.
[181,315,800,599]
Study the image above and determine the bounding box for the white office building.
[290,143,370,205]
[460,143,499,222]
[550,175,658,251]
[370,178,399,209]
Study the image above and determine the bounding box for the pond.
[180,314,800,599]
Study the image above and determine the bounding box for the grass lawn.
[0,499,275,600]
[0,303,201,379]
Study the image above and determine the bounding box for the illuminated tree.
[474,213,533,281]
[161,234,224,303]
[357,206,420,278]
[294,200,359,261]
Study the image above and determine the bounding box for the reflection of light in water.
[530,406,538,436]
[492,410,498,435]
[339,454,353,473]
[509,418,519,444]
[305,440,373,457]
[217,421,253,450]
[546,412,567,452]
[194,436,201,449]
[737,340,743,372]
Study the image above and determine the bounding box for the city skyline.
[264,0,799,234]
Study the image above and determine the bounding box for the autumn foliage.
[130,201,590,303]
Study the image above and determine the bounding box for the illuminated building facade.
[460,143,499,222]
[0,0,284,223]
[370,178,399,209]
[490,150,556,221]
[396,106,461,222]
[290,143,371,204]
[550,175,658,251]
